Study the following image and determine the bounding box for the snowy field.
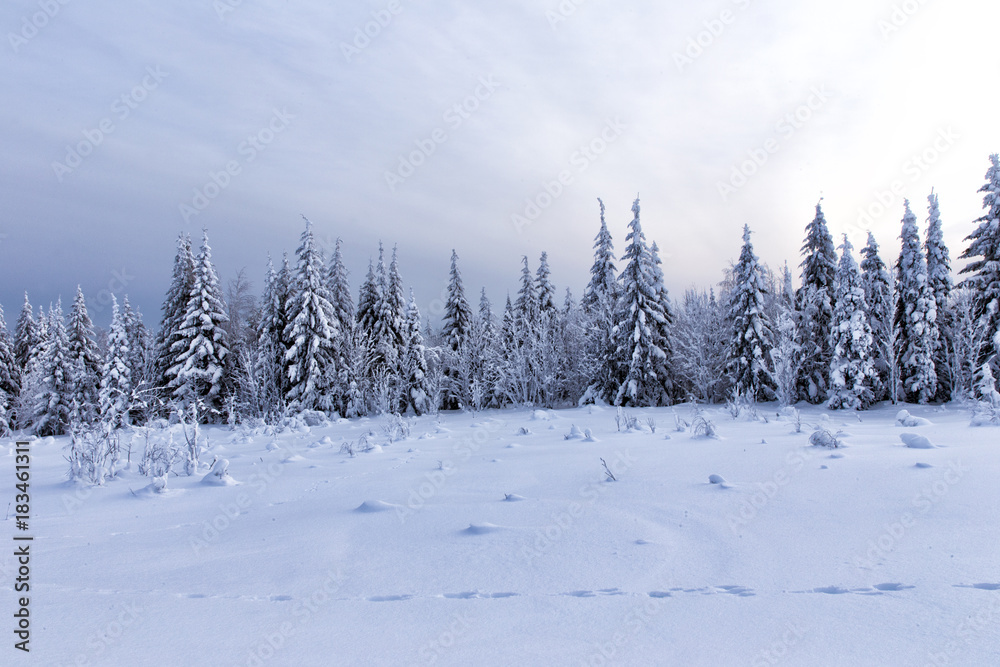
[5,402,1000,666]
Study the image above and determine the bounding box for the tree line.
[2,155,999,434]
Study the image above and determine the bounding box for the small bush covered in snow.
[691,410,718,439]
[809,428,841,448]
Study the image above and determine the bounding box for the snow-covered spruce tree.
[507,255,544,405]
[469,288,499,409]
[583,199,619,313]
[33,302,74,436]
[924,191,954,400]
[327,238,355,334]
[14,293,40,374]
[778,261,793,306]
[828,236,876,410]
[366,243,403,386]
[356,259,380,342]
[440,250,475,409]
[442,250,473,352]
[254,255,289,415]
[611,198,672,406]
[558,288,592,405]
[0,303,20,434]
[283,218,338,413]
[860,232,895,402]
[326,238,357,416]
[387,247,408,367]
[167,230,231,420]
[796,201,838,403]
[479,288,496,342]
[536,251,557,315]
[515,255,539,328]
[649,240,676,398]
[122,297,155,421]
[959,154,1000,399]
[99,295,132,428]
[66,287,102,424]
[154,234,195,393]
[895,200,938,404]
[534,254,567,406]
[581,199,621,402]
[401,289,432,415]
[0,303,21,398]
[725,224,774,402]
[354,258,381,408]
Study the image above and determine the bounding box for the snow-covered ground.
[5,402,1000,666]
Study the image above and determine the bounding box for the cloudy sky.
[1,0,997,328]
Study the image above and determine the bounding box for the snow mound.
[354,500,399,513]
[531,410,558,421]
[915,462,934,469]
[708,474,727,485]
[463,523,502,535]
[564,424,584,440]
[503,493,526,502]
[202,458,237,486]
[516,427,532,436]
[282,454,305,463]
[136,475,182,497]
[900,433,935,449]
[896,410,932,427]
[582,428,597,442]
[299,410,326,426]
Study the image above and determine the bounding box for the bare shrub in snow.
[138,429,182,478]
[65,423,121,485]
[357,433,375,453]
[615,408,639,431]
[809,428,841,448]
[691,410,717,438]
[724,396,742,420]
[175,403,202,475]
[381,413,410,443]
[600,457,617,482]
[970,364,1000,426]
[791,408,804,433]
[673,411,689,432]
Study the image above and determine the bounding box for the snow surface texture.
[6,403,1000,665]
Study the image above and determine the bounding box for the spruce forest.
[3,155,1000,440]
